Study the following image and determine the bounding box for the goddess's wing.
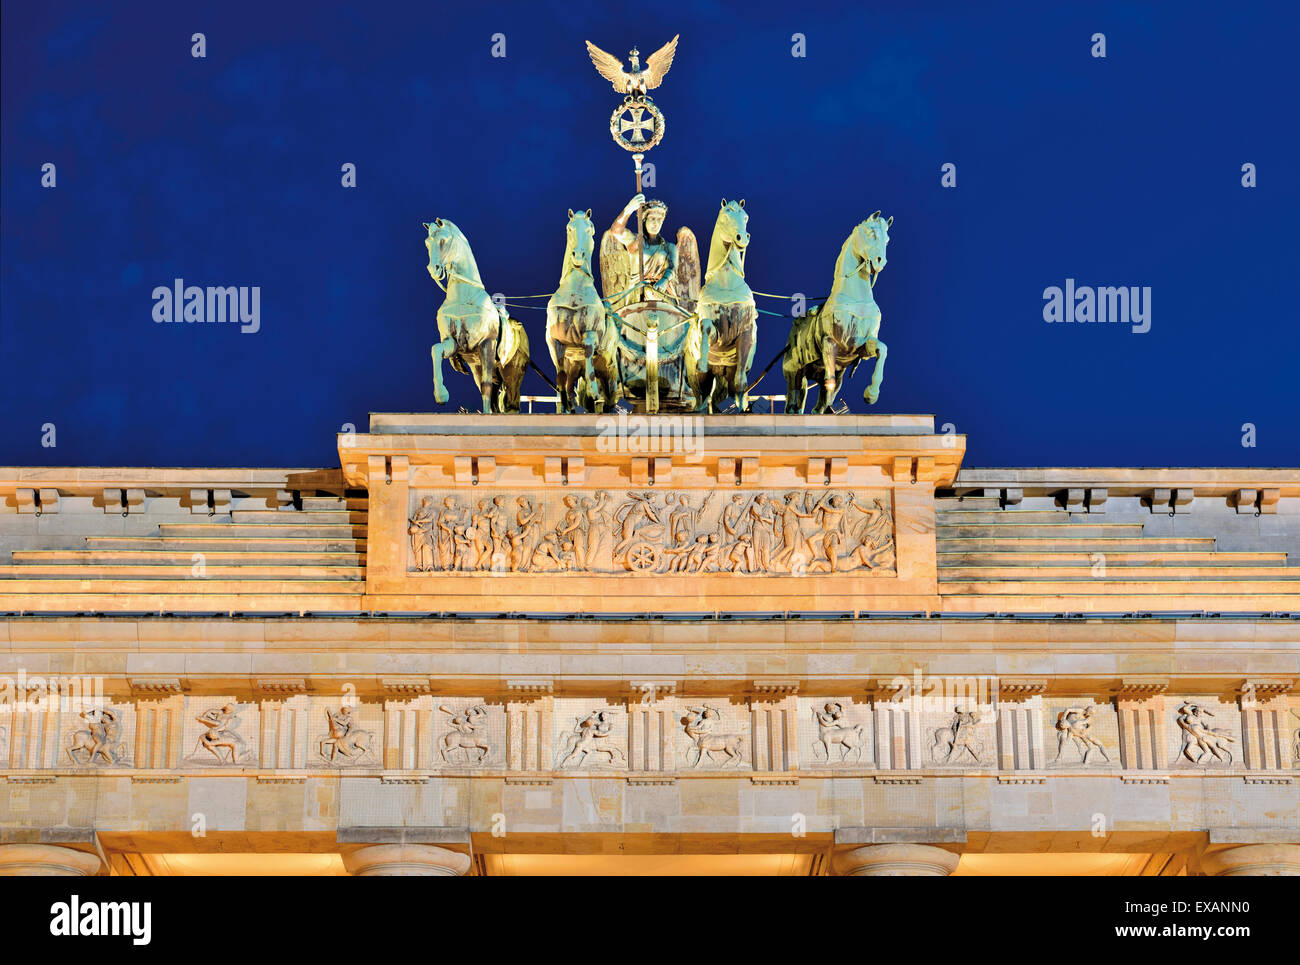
[675,226,701,311]
[599,229,631,301]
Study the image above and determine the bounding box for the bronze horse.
[784,212,892,413]
[425,218,528,413]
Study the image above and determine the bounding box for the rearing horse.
[695,199,757,412]
[546,209,620,413]
[783,212,892,413]
[425,218,528,413]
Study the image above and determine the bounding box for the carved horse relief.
[812,701,867,764]
[439,704,493,765]
[546,209,620,412]
[425,218,529,413]
[67,707,126,766]
[681,705,745,767]
[695,199,757,412]
[784,212,892,413]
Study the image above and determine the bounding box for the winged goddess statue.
[585,35,679,97]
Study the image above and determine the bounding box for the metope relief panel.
[182,698,259,766]
[434,700,505,770]
[406,489,896,576]
[553,701,629,771]
[313,699,381,769]
[924,703,996,768]
[61,703,135,769]
[798,698,873,768]
[1045,701,1118,769]
[677,702,751,770]
[1168,697,1242,769]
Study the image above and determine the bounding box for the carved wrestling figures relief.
[407,489,896,576]
[1176,701,1236,766]
[1052,705,1111,765]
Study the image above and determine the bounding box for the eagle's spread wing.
[644,34,679,89]
[585,41,629,92]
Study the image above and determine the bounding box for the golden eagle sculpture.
[585,35,679,97]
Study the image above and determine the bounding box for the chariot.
[611,295,702,413]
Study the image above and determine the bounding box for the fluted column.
[343,844,471,876]
[1201,844,1300,876]
[0,844,102,876]
[834,843,960,876]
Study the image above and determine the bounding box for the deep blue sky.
[3,1,1297,469]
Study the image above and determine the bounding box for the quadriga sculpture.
[695,198,757,412]
[424,218,529,413]
[546,209,620,413]
[783,212,892,413]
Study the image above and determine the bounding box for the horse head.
[709,198,750,275]
[851,211,893,279]
[423,218,479,286]
[564,208,595,276]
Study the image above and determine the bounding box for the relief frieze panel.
[406,488,896,576]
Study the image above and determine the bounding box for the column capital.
[834,843,961,876]
[0,844,102,876]
[1201,844,1300,876]
[343,843,471,876]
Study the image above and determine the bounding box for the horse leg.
[697,316,712,375]
[431,336,455,405]
[864,338,887,405]
[783,354,804,414]
[818,335,840,414]
[733,320,756,409]
[582,330,601,413]
[478,338,496,413]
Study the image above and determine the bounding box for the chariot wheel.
[625,541,658,571]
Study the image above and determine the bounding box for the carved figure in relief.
[195,703,249,763]
[555,494,589,571]
[614,491,666,567]
[1176,701,1236,765]
[67,707,124,766]
[471,500,494,568]
[682,705,745,767]
[512,496,543,571]
[583,492,615,571]
[813,701,867,764]
[726,532,752,572]
[556,710,626,768]
[807,492,853,572]
[409,496,437,572]
[529,533,570,571]
[838,498,896,572]
[772,492,814,571]
[319,706,372,764]
[668,491,713,545]
[439,704,492,764]
[932,706,985,764]
[1053,705,1110,765]
[436,497,460,570]
[746,493,777,571]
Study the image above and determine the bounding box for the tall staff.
[585,36,678,302]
